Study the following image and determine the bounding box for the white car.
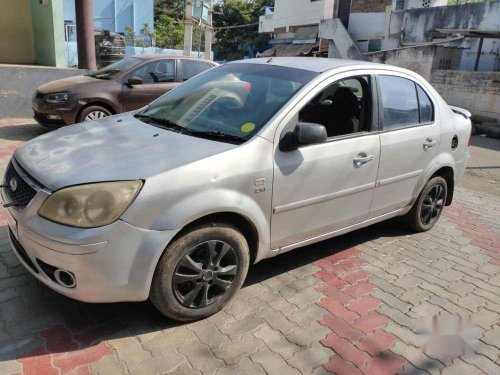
[3,58,471,321]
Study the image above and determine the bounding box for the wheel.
[77,105,112,123]
[150,223,250,321]
[405,176,447,232]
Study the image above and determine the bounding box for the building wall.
[30,0,66,67]
[259,0,335,33]
[430,70,500,121]
[63,0,154,33]
[0,0,35,64]
[351,0,390,13]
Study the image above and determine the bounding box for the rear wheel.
[405,176,447,232]
[77,105,112,123]
[150,224,250,321]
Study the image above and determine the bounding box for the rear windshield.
[86,57,143,80]
[137,63,318,140]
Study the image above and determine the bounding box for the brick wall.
[351,0,391,13]
[430,70,500,121]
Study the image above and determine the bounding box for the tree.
[154,15,185,49]
[154,0,184,21]
[213,0,273,61]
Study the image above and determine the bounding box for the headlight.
[44,92,71,104]
[39,181,143,228]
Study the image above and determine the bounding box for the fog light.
[47,114,62,120]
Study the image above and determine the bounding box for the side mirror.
[279,122,327,152]
[127,76,143,87]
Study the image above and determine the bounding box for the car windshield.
[136,63,318,143]
[86,57,143,80]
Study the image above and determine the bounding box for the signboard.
[191,0,210,24]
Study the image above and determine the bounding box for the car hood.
[14,113,237,191]
[36,75,104,94]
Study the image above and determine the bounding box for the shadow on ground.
[0,123,51,142]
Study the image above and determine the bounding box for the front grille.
[9,229,39,274]
[2,161,38,209]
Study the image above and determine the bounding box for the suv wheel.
[406,176,447,232]
[78,105,112,123]
[150,223,250,321]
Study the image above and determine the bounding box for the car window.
[130,60,176,84]
[298,76,370,138]
[379,75,419,129]
[182,61,213,81]
[417,85,434,123]
[85,57,143,80]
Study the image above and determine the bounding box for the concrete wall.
[63,0,154,33]
[30,0,66,67]
[0,0,36,64]
[430,70,500,121]
[0,65,85,119]
[367,45,438,80]
[259,0,335,33]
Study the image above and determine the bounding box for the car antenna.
[267,57,273,63]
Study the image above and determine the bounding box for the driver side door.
[120,59,178,112]
[271,74,381,250]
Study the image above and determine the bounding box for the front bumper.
[32,96,80,126]
[2,173,178,303]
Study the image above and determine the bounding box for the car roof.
[130,54,215,63]
[229,57,392,73]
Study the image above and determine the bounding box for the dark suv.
[32,55,217,126]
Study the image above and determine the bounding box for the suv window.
[298,76,371,138]
[379,75,419,129]
[182,60,213,81]
[131,59,176,84]
[417,85,434,123]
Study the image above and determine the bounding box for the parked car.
[32,55,217,126]
[4,58,471,321]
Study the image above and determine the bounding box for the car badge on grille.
[9,177,19,192]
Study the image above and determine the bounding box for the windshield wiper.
[134,114,186,133]
[186,130,247,144]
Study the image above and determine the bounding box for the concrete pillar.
[75,0,97,70]
[204,0,213,60]
[184,1,194,56]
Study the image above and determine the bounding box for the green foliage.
[213,0,273,61]
[154,15,185,49]
[154,0,184,20]
[125,23,153,47]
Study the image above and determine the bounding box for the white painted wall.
[259,0,335,33]
[348,13,386,40]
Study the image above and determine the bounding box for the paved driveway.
[0,119,499,375]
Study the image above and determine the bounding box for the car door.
[369,74,440,218]
[271,74,381,250]
[120,59,178,112]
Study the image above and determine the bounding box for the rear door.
[369,74,440,218]
[120,59,178,111]
[180,60,215,82]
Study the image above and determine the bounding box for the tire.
[150,223,250,321]
[405,176,448,232]
[77,105,112,123]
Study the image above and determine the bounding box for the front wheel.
[150,224,250,321]
[405,176,448,232]
[77,105,112,123]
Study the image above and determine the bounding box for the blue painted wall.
[63,0,154,33]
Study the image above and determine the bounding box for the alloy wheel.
[173,240,238,309]
[421,184,445,226]
[84,111,108,121]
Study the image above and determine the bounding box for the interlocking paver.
[0,121,499,374]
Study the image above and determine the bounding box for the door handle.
[423,138,438,150]
[353,154,374,167]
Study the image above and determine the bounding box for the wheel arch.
[430,166,454,206]
[76,101,117,122]
[168,212,260,265]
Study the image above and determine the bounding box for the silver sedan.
[2,57,471,321]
